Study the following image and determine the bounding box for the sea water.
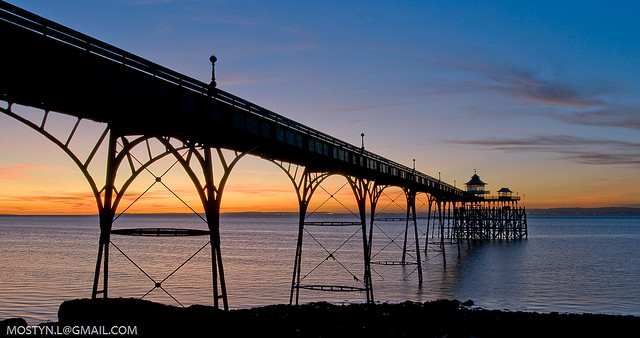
[1,213,639,324]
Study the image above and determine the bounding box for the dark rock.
[1,318,28,326]
[45,298,640,338]
[1,318,28,336]
[461,299,474,307]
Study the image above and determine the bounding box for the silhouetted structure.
[456,172,527,240]
[0,1,526,309]
[465,170,489,197]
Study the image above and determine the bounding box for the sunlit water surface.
[1,214,639,324]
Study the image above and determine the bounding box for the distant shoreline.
[526,207,640,215]
[2,208,640,217]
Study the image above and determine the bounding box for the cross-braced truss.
[369,187,424,284]
[157,141,249,310]
[0,102,248,310]
[273,161,380,304]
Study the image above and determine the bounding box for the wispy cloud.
[346,119,372,126]
[487,70,603,108]
[550,107,640,130]
[431,61,640,132]
[0,191,96,210]
[440,62,607,109]
[0,165,65,180]
[450,135,640,166]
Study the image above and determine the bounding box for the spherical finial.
[210,55,217,64]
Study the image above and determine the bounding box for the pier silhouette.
[0,1,526,309]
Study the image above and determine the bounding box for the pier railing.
[0,1,466,199]
[481,195,522,201]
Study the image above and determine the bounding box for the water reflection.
[2,214,640,325]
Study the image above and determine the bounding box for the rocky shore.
[2,298,639,337]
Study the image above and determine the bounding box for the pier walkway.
[0,1,526,309]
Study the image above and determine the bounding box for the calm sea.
[1,213,639,324]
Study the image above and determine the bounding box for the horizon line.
[2,206,640,217]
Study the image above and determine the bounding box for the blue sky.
[2,0,639,211]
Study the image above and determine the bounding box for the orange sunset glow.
[1,104,639,216]
[1,0,639,216]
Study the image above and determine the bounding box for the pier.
[0,1,526,309]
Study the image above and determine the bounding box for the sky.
[1,0,639,214]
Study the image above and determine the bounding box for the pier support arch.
[274,162,381,305]
[0,103,190,300]
[271,161,330,305]
[401,188,423,284]
[160,142,249,310]
[345,176,377,304]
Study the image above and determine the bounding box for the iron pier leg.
[206,206,228,310]
[347,177,374,304]
[290,204,306,305]
[91,242,104,299]
[91,133,118,299]
[409,191,423,285]
[438,199,446,267]
[271,163,329,306]
[424,196,433,255]
[402,199,410,265]
[287,170,323,305]
[200,147,236,311]
[91,211,115,299]
[368,184,385,268]
[400,189,422,284]
[454,202,461,258]
[161,144,248,310]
